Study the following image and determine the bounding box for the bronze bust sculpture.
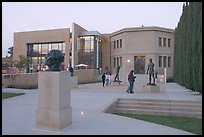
[45,49,64,71]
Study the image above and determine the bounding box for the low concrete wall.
[2,69,99,88]
[2,73,38,87]
[73,69,99,82]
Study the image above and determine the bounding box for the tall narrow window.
[114,41,116,49]
[120,39,122,48]
[163,38,166,47]
[120,57,122,67]
[168,56,171,67]
[117,40,119,48]
[168,38,171,47]
[163,56,167,67]
[159,56,162,67]
[116,57,119,67]
[114,58,116,68]
[159,37,162,47]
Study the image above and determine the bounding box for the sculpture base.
[36,107,72,131]
[112,81,127,86]
[143,85,160,93]
[36,71,73,131]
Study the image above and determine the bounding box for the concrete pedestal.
[36,71,74,131]
[143,85,165,93]
[112,81,127,86]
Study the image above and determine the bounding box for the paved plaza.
[2,82,202,135]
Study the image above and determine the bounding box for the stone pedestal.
[112,81,127,86]
[143,85,160,93]
[36,71,74,131]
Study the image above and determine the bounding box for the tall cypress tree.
[174,2,202,93]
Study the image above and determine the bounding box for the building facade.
[13,23,174,81]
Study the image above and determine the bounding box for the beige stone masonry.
[36,71,75,131]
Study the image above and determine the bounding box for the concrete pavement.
[2,82,202,135]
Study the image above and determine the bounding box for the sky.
[2,2,184,57]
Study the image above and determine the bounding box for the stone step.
[116,104,202,112]
[117,101,202,108]
[109,98,202,118]
[114,108,202,118]
[119,98,202,104]
[118,99,202,107]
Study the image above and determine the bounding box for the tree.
[13,55,30,73]
[174,2,202,93]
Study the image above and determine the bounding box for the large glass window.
[78,36,102,69]
[27,41,65,73]
[52,43,58,50]
[41,43,48,54]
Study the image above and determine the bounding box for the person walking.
[101,73,106,87]
[68,65,74,76]
[109,73,113,86]
[105,72,110,86]
[126,70,136,94]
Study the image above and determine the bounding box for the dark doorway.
[134,56,145,74]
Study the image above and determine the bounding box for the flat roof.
[110,26,174,37]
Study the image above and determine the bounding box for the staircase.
[105,98,202,118]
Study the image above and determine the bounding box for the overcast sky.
[2,2,184,57]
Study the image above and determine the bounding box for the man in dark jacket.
[126,70,136,93]
[101,73,106,87]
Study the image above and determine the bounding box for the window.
[52,43,58,49]
[134,56,145,74]
[116,57,119,67]
[159,37,162,47]
[114,41,116,49]
[120,39,122,48]
[41,44,48,54]
[163,38,166,47]
[114,58,116,68]
[159,56,162,67]
[117,40,119,48]
[168,39,171,47]
[120,57,122,67]
[163,56,167,67]
[168,56,171,67]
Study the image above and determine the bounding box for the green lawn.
[114,113,202,135]
[2,92,25,99]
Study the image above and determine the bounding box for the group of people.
[102,58,156,94]
[101,72,113,87]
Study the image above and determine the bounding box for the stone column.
[36,71,73,131]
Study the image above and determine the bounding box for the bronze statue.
[45,49,64,71]
[114,65,120,82]
[146,58,156,85]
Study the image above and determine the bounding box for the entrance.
[134,56,145,74]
